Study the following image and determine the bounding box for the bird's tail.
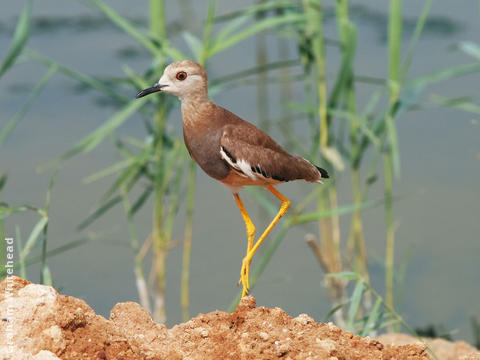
[295,157,329,184]
[315,165,329,179]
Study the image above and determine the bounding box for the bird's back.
[181,101,328,186]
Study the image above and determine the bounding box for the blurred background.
[1,0,479,344]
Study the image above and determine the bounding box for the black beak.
[136,84,167,98]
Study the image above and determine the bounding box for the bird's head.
[136,60,209,102]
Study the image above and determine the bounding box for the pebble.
[316,338,336,353]
[258,332,269,341]
[295,313,314,325]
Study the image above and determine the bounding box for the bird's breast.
[182,123,230,181]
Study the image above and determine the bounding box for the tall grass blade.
[40,99,146,170]
[431,95,480,114]
[87,0,161,56]
[215,0,298,22]
[0,0,32,78]
[41,172,57,283]
[407,63,480,88]
[15,226,25,279]
[0,205,33,218]
[41,266,53,286]
[457,41,480,61]
[77,196,122,231]
[288,197,386,225]
[361,298,382,336]
[130,186,153,215]
[246,187,276,215]
[327,271,359,280]
[323,302,348,322]
[0,175,6,192]
[26,49,127,102]
[182,32,203,61]
[0,65,56,147]
[209,13,304,56]
[347,280,365,331]
[99,161,147,206]
[211,59,298,88]
[20,217,48,260]
[200,0,216,63]
[214,15,250,45]
[0,237,91,277]
[401,0,432,76]
[83,159,134,184]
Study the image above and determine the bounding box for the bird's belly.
[220,169,280,188]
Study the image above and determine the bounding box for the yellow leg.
[233,193,256,297]
[239,186,291,297]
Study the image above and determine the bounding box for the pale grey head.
[136,60,209,102]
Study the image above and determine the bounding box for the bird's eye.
[176,71,187,81]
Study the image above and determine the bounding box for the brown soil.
[0,276,478,360]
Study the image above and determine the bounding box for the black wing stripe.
[221,146,237,164]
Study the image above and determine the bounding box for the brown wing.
[219,124,324,183]
[217,111,290,155]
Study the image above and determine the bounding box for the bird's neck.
[179,91,210,104]
[181,96,214,129]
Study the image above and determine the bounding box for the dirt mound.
[378,333,479,360]
[0,276,478,360]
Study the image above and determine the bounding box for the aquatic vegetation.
[1,0,479,340]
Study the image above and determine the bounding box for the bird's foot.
[237,259,251,285]
[239,257,250,297]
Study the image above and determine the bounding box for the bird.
[136,60,329,297]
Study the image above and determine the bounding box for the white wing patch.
[237,159,256,180]
[220,146,246,178]
[220,146,268,180]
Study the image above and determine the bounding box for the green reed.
[3,0,480,334]
[384,0,402,320]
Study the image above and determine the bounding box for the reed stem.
[276,7,294,147]
[385,0,402,317]
[121,185,151,312]
[181,160,196,322]
[303,0,344,321]
[337,0,369,285]
[150,0,169,323]
[384,154,394,309]
[255,0,270,131]
[179,0,213,322]
[349,169,368,277]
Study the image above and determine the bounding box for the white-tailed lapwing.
[137,60,329,297]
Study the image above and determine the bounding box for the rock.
[0,347,60,360]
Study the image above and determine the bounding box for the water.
[1,0,479,343]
